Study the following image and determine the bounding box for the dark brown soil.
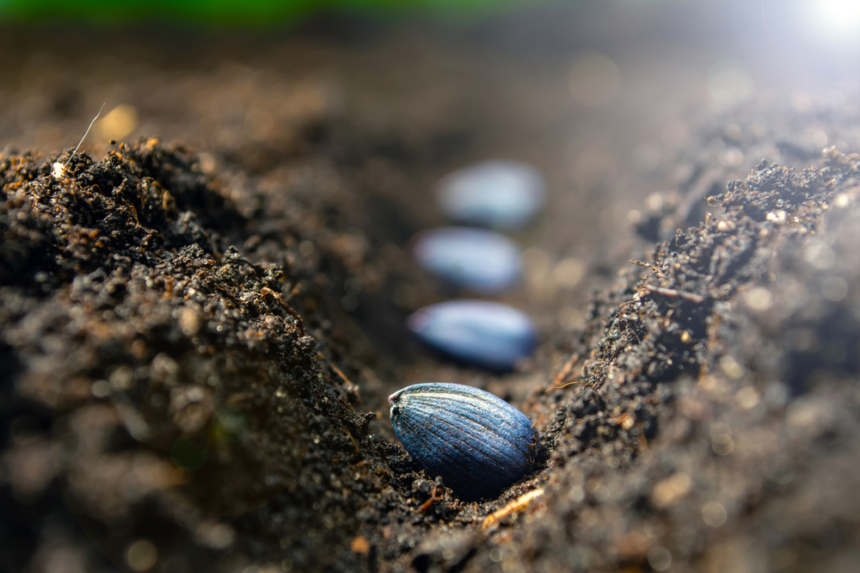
[1,3,859,573]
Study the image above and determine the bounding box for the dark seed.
[412,227,521,294]
[389,383,540,500]
[436,160,546,229]
[407,300,538,372]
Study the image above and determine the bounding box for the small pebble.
[437,160,546,229]
[390,383,540,500]
[412,227,521,293]
[408,300,538,371]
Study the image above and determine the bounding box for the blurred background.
[2,0,857,295]
[5,0,856,352]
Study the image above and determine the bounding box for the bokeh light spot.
[125,539,158,572]
[97,104,138,141]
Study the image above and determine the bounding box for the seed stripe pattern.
[390,383,540,500]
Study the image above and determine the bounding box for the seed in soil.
[389,383,541,501]
[436,160,546,229]
[412,227,522,293]
[407,300,538,371]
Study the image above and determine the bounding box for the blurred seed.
[437,160,546,229]
[412,227,521,294]
[408,300,538,372]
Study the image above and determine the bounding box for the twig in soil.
[52,103,105,179]
[545,353,582,392]
[284,282,303,302]
[639,285,706,304]
[260,286,306,334]
[698,313,722,379]
[481,488,545,529]
[550,380,583,390]
[342,429,359,453]
[630,259,664,277]
[329,360,362,405]
[417,486,438,513]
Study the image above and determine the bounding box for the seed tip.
[388,391,400,406]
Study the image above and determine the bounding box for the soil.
[1,2,860,573]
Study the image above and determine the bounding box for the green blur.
[0,0,525,24]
